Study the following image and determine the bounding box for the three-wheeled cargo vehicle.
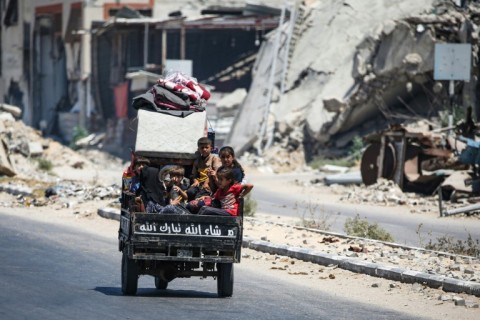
[118,108,243,297]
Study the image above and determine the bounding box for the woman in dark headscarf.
[137,165,166,212]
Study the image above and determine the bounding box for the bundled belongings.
[132,71,211,113]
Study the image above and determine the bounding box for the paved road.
[248,171,480,246]
[0,211,422,320]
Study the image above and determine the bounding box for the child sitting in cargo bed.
[186,137,221,201]
[161,165,190,214]
[198,168,253,216]
[208,146,246,192]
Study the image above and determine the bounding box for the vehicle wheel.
[121,251,138,295]
[154,277,168,290]
[217,263,234,297]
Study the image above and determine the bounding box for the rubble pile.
[0,181,120,208]
[228,0,480,165]
[0,112,123,208]
[239,149,310,174]
[340,178,411,206]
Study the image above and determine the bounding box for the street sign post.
[434,43,472,134]
[434,43,471,81]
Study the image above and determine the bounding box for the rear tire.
[121,251,138,295]
[154,277,168,290]
[217,263,234,297]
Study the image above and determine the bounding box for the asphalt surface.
[0,211,423,320]
[99,207,480,297]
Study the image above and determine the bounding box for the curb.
[242,238,480,296]
[98,207,480,297]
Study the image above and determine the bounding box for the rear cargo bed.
[120,210,243,263]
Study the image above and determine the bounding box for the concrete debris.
[324,171,362,186]
[0,181,120,208]
[440,294,453,301]
[466,300,479,308]
[339,178,410,206]
[0,112,124,209]
[28,142,43,157]
[0,103,22,118]
[453,296,466,306]
[0,139,15,176]
[216,88,247,116]
[74,133,106,148]
[319,165,349,174]
[0,184,33,197]
[227,0,480,173]
[0,112,15,122]
[239,148,310,174]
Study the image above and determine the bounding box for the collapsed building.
[226,0,480,168]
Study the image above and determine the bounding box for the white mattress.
[135,109,206,159]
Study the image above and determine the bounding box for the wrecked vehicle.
[360,112,480,202]
[360,123,456,195]
[118,105,243,297]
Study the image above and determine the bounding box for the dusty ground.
[0,118,478,318]
[1,192,478,320]
[1,155,479,319]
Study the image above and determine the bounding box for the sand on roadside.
[1,177,479,320]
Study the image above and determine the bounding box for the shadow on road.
[93,286,218,298]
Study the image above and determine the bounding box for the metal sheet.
[360,142,396,185]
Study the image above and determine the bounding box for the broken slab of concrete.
[216,88,247,114]
[28,142,44,157]
[0,103,22,118]
[0,139,16,176]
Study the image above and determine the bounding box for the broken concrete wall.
[290,0,443,147]
[227,0,480,163]
[333,20,437,134]
[0,1,29,122]
[1,0,92,130]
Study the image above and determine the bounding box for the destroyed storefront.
[91,14,279,155]
[1,1,92,142]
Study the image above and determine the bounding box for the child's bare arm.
[239,184,254,198]
[174,186,188,200]
[202,179,211,192]
[191,179,200,187]
[191,160,199,186]
[207,168,219,187]
[212,155,222,171]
